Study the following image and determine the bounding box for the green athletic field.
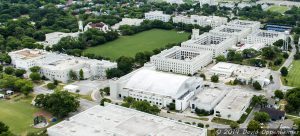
[83,29,190,60]
[283,60,300,87]
[268,6,289,14]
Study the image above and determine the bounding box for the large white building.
[190,86,228,112]
[112,18,144,30]
[199,0,216,7]
[37,32,80,47]
[209,25,252,42]
[47,104,207,136]
[9,49,117,83]
[144,11,171,22]
[181,30,237,57]
[209,62,271,87]
[246,30,286,45]
[150,46,213,75]
[110,66,203,111]
[172,15,227,28]
[214,90,252,121]
[226,20,261,32]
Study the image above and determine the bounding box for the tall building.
[172,15,227,28]
[144,11,171,22]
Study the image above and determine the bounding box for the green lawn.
[0,94,43,135]
[84,29,190,60]
[268,6,289,14]
[282,60,300,87]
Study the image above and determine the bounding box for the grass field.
[0,94,43,135]
[282,60,300,87]
[268,6,289,14]
[84,29,190,60]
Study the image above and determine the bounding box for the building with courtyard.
[150,46,213,75]
[172,15,227,28]
[109,66,203,111]
[209,25,251,42]
[144,11,171,22]
[214,90,253,121]
[9,49,117,83]
[47,104,207,136]
[181,29,237,57]
[246,30,286,45]
[190,85,228,112]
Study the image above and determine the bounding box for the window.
[118,94,121,98]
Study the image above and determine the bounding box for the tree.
[200,73,206,80]
[79,69,84,80]
[30,66,41,73]
[211,75,219,83]
[269,75,273,82]
[285,88,300,113]
[215,55,226,62]
[47,83,56,90]
[253,81,262,90]
[100,98,111,106]
[252,95,268,108]
[34,91,79,118]
[116,56,134,74]
[30,72,41,81]
[131,101,161,115]
[167,103,175,111]
[0,121,9,134]
[273,39,284,47]
[254,112,270,123]
[69,70,78,80]
[106,68,124,79]
[280,67,288,77]
[0,65,2,72]
[274,90,284,99]
[15,69,26,77]
[4,67,15,75]
[247,120,261,132]
[230,122,239,129]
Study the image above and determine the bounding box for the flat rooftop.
[47,104,206,136]
[210,62,239,74]
[10,49,48,60]
[251,30,284,38]
[193,87,227,105]
[184,33,230,46]
[227,20,260,27]
[215,90,252,112]
[210,25,249,35]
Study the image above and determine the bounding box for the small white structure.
[112,18,144,30]
[209,62,271,87]
[164,0,184,4]
[47,104,207,136]
[144,11,171,22]
[84,22,110,32]
[172,15,228,28]
[37,32,80,47]
[214,90,252,121]
[233,43,265,51]
[246,30,286,45]
[9,49,117,83]
[150,46,213,75]
[199,0,216,7]
[181,30,237,57]
[190,86,228,112]
[110,67,203,111]
[0,94,4,98]
[63,84,79,93]
[209,25,252,42]
[6,90,14,95]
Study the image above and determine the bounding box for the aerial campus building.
[199,0,216,7]
[172,15,227,28]
[109,66,203,111]
[37,32,80,47]
[190,85,228,112]
[209,62,271,87]
[111,18,144,30]
[226,20,261,32]
[181,29,237,57]
[9,49,117,83]
[144,11,171,22]
[209,25,252,42]
[246,30,286,45]
[214,90,253,121]
[150,46,213,75]
[47,104,207,136]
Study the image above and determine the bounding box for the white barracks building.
[110,66,203,111]
[181,29,237,57]
[150,46,213,75]
[172,15,227,28]
[246,30,286,45]
[9,49,117,83]
[144,11,171,22]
